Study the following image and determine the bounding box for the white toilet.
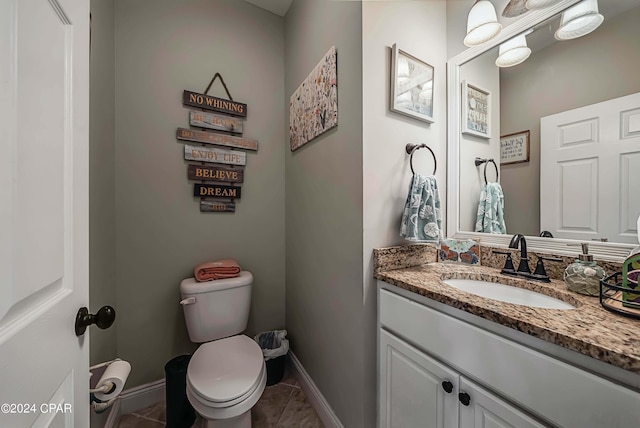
[180,272,266,428]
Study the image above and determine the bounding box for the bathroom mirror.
[447,0,640,261]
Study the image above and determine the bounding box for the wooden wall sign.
[190,111,244,134]
[187,164,244,183]
[200,199,235,213]
[177,127,258,151]
[194,183,241,199]
[184,144,246,165]
[183,90,247,117]
[182,76,251,214]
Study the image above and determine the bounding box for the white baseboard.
[119,379,166,416]
[289,352,344,428]
[101,378,165,428]
[101,398,120,428]
[101,355,343,428]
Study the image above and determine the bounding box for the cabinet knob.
[459,392,471,406]
[441,380,453,393]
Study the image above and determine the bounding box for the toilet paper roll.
[94,360,131,401]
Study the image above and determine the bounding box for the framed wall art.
[500,130,530,165]
[462,80,490,139]
[390,44,434,124]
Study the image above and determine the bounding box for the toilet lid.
[187,335,265,404]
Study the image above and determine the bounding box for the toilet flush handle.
[180,297,196,305]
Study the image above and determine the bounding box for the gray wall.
[362,1,448,425]
[500,7,640,235]
[114,0,286,388]
[447,0,470,60]
[89,2,116,425]
[284,0,364,426]
[90,0,117,367]
[459,49,501,232]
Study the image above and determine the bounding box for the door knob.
[441,380,454,393]
[75,306,116,336]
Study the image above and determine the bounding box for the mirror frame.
[446,0,636,262]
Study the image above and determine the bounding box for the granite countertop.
[375,261,640,374]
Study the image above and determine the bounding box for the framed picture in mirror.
[390,44,434,124]
[500,130,530,165]
[462,80,490,139]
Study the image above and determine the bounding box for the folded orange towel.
[194,259,241,282]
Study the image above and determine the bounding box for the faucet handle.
[492,250,517,276]
[532,256,563,282]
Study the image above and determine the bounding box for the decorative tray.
[600,272,640,320]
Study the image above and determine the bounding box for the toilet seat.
[186,365,266,421]
[187,335,265,408]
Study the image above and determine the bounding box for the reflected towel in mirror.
[475,182,507,234]
[400,174,443,242]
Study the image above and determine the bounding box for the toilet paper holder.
[90,358,131,413]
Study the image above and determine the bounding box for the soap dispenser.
[564,243,605,296]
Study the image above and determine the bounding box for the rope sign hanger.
[203,72,234,101]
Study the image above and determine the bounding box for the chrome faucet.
[508,234,531,275]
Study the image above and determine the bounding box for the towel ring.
[406,143,437,175]
[474,157,499,184]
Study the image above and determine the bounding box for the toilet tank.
[180,271,253,343]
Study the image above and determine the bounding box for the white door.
[540,92,640,243]
[379,330,458,428]
[0,0,90,426]
[458,377,547,428]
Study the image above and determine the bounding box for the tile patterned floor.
[117,365,324,428]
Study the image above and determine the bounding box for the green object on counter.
[622,246,640,307]
[564,243,605,296]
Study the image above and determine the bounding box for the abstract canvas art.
[289,46,338,151]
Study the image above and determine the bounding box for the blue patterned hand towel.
[475,182,507,234]
[400,174,443,242]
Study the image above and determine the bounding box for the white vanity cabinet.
[378,283,640,428]
[458,377,546,428]
[380,329,545,428]
[379,329,459,428]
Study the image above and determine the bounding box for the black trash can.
[164,354,196,428]
[255,330,289,386]
[265,355,286,386]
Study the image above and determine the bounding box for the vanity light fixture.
[525,0,563,10]
[555,0,604,40]
[495,32,532,67]
[464,0,502,47]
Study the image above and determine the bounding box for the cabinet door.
[459,377,548,428]
[379,330,459,428]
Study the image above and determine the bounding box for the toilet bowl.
[180,273,266,427]
[186,335,266,427]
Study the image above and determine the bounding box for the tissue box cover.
[439,239,480,265]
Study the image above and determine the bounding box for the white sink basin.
[442,279,576,310]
